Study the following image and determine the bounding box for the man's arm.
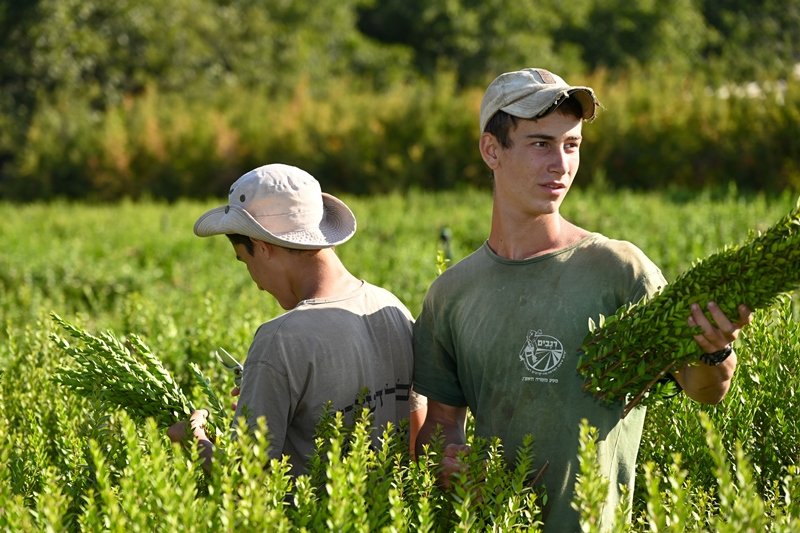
[673,301,751,404]
[415,400,467,453]
[408,392,428,460]
[673,351,737,404]
[167,409,214,473]
[415,400,469,488]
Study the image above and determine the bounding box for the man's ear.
[479,133,500,169]
[252,239,273,258]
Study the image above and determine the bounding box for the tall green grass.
[1,188,799,530]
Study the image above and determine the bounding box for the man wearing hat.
[412,68,753,530]
[172,163,422,476]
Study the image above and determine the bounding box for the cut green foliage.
[51,313,224,432]
[578,197,800,414]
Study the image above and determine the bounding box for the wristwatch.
[699,345,733,366]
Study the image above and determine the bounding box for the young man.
[171,163,422,475]
[412,68,752,530]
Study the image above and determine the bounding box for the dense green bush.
[587,66,800,192]
[1,190,799,529]
[3,67,800,201]
[2,0,799,201]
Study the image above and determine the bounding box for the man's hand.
[167,419,189,444]
[231,386,240,411]
[674,301,752,404]
[414,400,472,489]
[167,409,210,442]
[439,443,471,490]
[190,408,210,434]
[688,301,752,353]
[166,409,213,472]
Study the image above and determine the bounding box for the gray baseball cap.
[479,68,598,133]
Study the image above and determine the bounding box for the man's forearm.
[416,420,466,454]
[414,403,467,458]
[674,350,738,404]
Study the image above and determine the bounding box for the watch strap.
[699,345,733,366]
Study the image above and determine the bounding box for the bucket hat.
[194,164,356,249]
[479,68,598,133]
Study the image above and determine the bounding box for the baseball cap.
[194,164,356,249]
[479,68,598,133]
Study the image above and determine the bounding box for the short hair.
[484,96,585,148]
[226,233,254,255]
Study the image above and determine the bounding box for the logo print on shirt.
[519,329,565,376]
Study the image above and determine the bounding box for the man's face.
[232,242,270,292]
[231,241,301,310]
[489,111,583,218]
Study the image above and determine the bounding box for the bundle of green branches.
[51,313,224,432]
[578,197,800,416]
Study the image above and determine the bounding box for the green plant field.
[1,187,799,530]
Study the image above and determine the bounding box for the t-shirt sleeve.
[627,244,668,303]
[234,325,292,459]
[599,238,667,307]
[412,290,468,407]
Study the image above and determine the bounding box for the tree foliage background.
[1,0,799,200]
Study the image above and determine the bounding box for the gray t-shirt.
[236,281,414,476]
[413,234,667,531]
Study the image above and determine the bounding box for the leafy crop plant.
[51,314,226,433]
[578,196,800,416]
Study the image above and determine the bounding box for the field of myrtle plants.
[1,186,799,531]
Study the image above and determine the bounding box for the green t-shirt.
[413,234,667,531]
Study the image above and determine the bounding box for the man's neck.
[291,249,362,304]
[487,212,588,260]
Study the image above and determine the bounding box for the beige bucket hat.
[479,67,598,133]
[194,164,356,249]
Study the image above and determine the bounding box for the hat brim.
[501,87,597,122]
[194,193,356,250]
